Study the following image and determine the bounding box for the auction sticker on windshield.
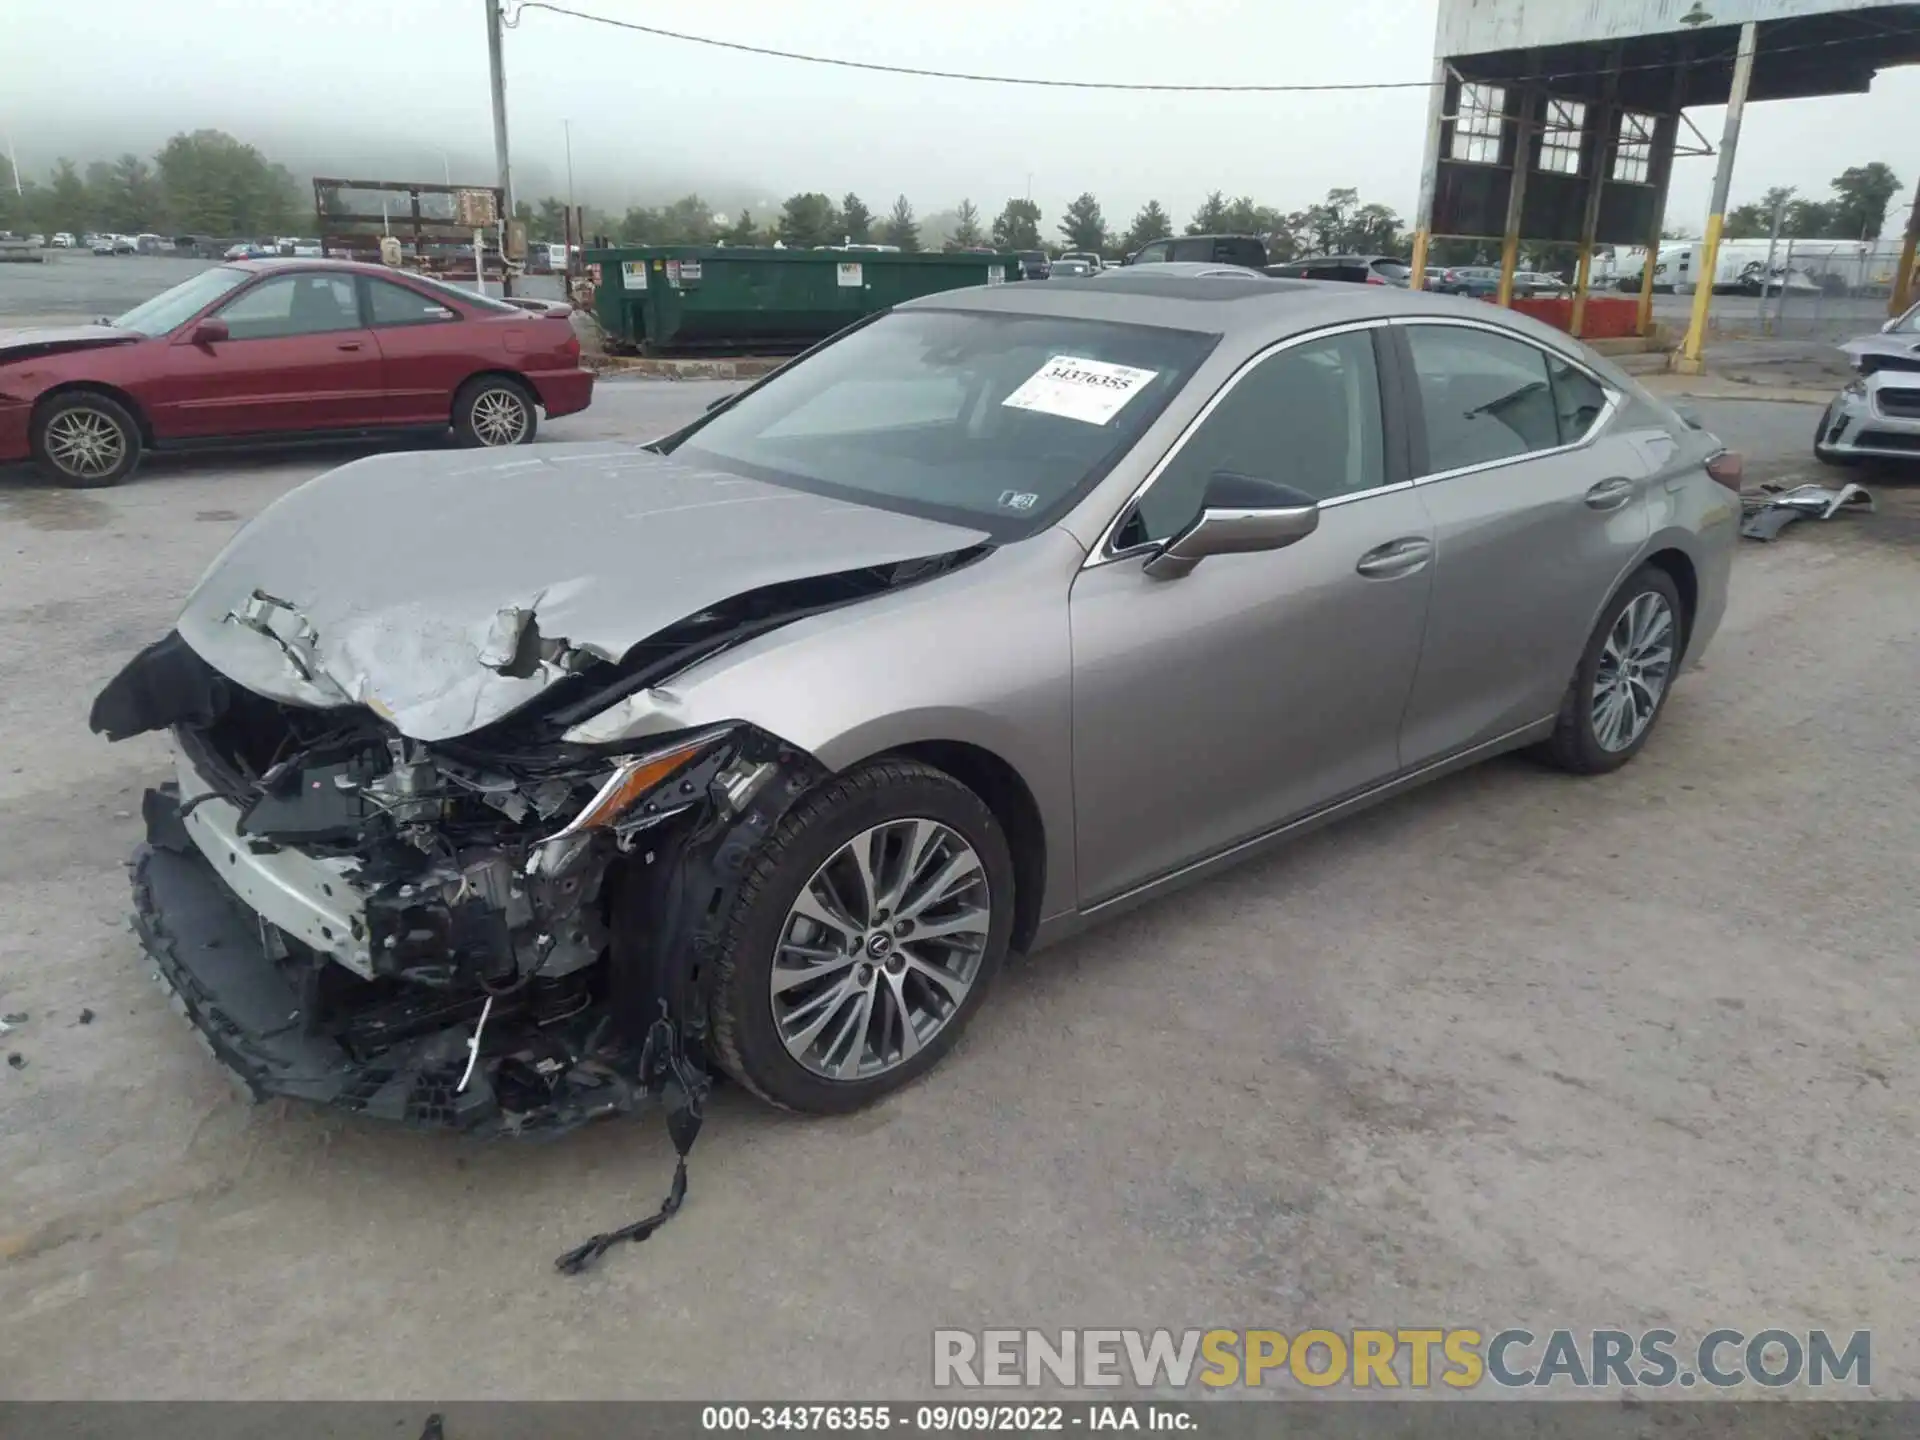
[1002,355,1158,426]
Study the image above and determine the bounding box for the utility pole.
[4,131,21,196]
[564,119,575,217]
[1676,20,1757,373]
[484,0,515,295]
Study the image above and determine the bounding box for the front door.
[155,271,384,438]
[1069,326,1434,905]
[1391,321,1655,766]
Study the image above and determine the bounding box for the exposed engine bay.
[106,633,824,1136]
[91,538,987,1136]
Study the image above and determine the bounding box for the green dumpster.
[584,245,1020,354]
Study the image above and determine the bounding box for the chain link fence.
[1693,244,1909,343]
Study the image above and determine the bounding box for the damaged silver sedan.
[94,271,1736,1136]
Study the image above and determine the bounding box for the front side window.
[665,308,1216,539]
[216,273,360,339]
[1134,241,1171,264]
[366,277,459,327]
[1120,329,1386,547]
[1407,325,1560,473]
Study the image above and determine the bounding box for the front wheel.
[32,392,143,487]
[706,759,1015,1113]
[453,375,539,447]
[1538,566,1685,775]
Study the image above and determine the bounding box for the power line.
[511,2,1916,96]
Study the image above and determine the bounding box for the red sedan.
[0,258,594,487]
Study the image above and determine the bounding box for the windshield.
[111,266,252,336]
[1891,302,1920,334]
[664,308,1217,539]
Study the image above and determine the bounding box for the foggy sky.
[7,0,1919,237]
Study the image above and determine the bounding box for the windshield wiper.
[1465,379,1548,419]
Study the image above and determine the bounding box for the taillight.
[1365,273,1385,285]
[564,331,581,361]
[1705,450,1743,490]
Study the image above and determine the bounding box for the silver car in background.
[94,269,1739,1129]
[1818,299,1920,465]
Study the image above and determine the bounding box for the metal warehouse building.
[1407,0,1920,365]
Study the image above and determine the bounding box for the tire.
[453,375,538,448]
[1538,566,1686,775]
[707,758,1015,1114]
[31,391,142,488]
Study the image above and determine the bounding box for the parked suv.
[1128,234,1270,269]
[1015,250,1051,280]
[1267,255,1411,287]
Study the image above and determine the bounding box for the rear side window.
[1121,329,1386,546]
[1406,325,1560,473]
[1548,355,1609,442]
[366,278,459,326]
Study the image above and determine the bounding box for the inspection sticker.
[1001,355,1158,426]
[620,261,647,290]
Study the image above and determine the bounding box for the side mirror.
[1142,471,1320,580]
[190,318,229,346]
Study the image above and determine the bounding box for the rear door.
[157,271,382,438]
[1391,320,1653,765]
[1069,325,1435,902]
[360,275,487,427]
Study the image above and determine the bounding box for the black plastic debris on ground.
[1,1012,26,1025]
[553,1014,707,1276]
[6,1054,24,1070]
[1740,481,1874,541]
[78,1008,95,1025]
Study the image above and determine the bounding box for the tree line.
[572,185,1413,261]
[0,131,304,238]
[1723,163,1905,243]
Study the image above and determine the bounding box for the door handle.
[336,341,364,351]
[1354,536,1433,579]
[1584,476,1635,510]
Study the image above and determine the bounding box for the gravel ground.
[0,383,1916,1400]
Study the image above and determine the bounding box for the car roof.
[906,268,1597,352]
[225,256,393,276]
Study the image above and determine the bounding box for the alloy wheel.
[770,818,993,1081]
[470,388,530,445]
[1592,591,1675,752]
[43,408,126,479]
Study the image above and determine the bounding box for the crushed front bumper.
[132,784,644,1135]
[1816,376,1920,462]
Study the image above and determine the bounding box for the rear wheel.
[706,759,1014,1113]
[453,375,538,447]
[1539,566,1684,775]
[32,392,142,487]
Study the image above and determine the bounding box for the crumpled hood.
[1839,329,1920,373]
[0,323,139,364]
[176,441,990,741]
